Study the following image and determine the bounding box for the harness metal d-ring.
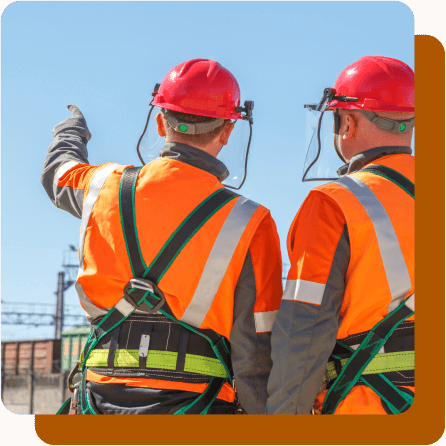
[123,278,166,314]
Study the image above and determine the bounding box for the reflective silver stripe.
[282,279,325,306]
[114,298,135,317]
[139,334,151,358]
[254,310,278,333]
[180,197,259,328]
[77,164,120,273]
[75,164,120,316]
[337,175,412,313]
[53,160,79,194]
[350,344,385,354]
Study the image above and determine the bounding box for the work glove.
[52,105,92,142]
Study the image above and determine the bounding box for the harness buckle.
[67,361,80,393]
[123,278,166,314]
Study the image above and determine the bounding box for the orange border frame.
[34,35,445,445]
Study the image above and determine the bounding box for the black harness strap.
[176,329,190,372]
[120,167,146,277]
[380,386,414,415]
[360,165,414,198]
[360,374,412,413]
[107,325,121,368]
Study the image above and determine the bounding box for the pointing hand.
[67,104,85,120]
[52,105,91,141]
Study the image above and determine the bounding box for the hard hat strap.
[164,110,225,135]
[359,110,415,133]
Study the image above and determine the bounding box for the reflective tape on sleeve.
[254,310,278,333]
[53,160,80,194]
[180,197,259,328]
[54,160,79,184]
[282,279,326,306]
[337,175,412,313]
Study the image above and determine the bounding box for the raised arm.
[41,105,111,218]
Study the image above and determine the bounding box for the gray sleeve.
[266,225,350,414]
[40,115,91,219]
[230,250,272,415]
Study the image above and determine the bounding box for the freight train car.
[1,339,61,375]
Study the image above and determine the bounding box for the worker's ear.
[219,121,235,146]
[342,113,357,141]
[156,113,166,137]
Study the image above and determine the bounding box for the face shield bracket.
[317,88,359,112]
[236,100,254,124]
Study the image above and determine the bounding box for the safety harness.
[319,164,415,415]
[58,167,239,415]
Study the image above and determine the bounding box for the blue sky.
[1,1,414,341]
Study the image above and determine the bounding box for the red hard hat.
[329,56,414,112]
[152,59,242,120]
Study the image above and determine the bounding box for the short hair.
[161,110,229,146]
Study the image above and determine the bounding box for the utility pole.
[54,245,79,340]
[54,272,65,340]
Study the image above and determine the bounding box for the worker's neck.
[165,137,221,158]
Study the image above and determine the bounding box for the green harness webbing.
[322,165,415,414]
[60,167,239,415]
[57,396,72,415]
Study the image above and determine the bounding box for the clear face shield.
[136,84,254,190]
[302,88,358,182]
